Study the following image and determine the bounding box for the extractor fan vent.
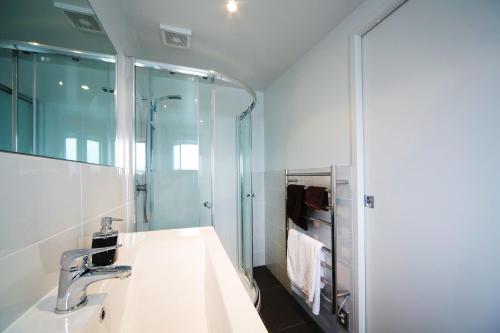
[54,1,104,34]
[160,24,191,49]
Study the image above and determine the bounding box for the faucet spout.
[76,265,132,288]
[55,246,132,314]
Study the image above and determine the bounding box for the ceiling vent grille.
[160,24,192,49]
[54,1,104,34]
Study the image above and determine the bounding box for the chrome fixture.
[55,245,131,314]
[285,167,350,314]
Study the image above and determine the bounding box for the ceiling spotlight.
[58,81,64,86]
[226,1,238,13]
[81,85,89,90]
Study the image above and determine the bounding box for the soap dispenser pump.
[91,216,123,266]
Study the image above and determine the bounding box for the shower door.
[238,111,253,280]
[135,66,213,231]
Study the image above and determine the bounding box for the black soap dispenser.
[91,217,123,266]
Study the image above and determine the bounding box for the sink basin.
[5,227,268,333]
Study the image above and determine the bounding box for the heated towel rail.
[285,166,350,316]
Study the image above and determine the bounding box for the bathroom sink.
[5,227,267,333]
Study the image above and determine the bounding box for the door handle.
[203,201,212,209]
[136,183,149,223]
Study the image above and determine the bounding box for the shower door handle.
[136,183,149,223]
[203,201,212,209]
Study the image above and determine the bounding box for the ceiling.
[91,0,365,90]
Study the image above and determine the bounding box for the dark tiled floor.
[254,266,325,333]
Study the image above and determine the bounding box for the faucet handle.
[60,244,123,270]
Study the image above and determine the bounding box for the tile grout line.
[0,203,128,261]
[0,222,83,261]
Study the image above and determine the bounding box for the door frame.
[348,1,408,332]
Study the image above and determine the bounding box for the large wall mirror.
[0,0,118,166]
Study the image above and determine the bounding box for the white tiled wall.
[0,151,131,331]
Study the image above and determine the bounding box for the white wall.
[0,152,130,331]
[361,1,500,332]
[264,0,500,332]
[213,85,265,268]
[263,0,414,331]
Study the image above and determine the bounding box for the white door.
[362,0,500,332]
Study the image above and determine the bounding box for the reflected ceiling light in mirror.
[28,41,40,46]
[226,0,238,13]
[81,85,89,90]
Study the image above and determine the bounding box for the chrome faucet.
[55,245,132,314]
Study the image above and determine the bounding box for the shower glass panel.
[135,66,213,231]
[238,111,253,281]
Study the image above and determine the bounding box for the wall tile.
[0,225,80,331]
[0,152,81,258]
[81,163,126,222]
[0,152,129,330]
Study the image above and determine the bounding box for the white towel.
[286,227,325,315]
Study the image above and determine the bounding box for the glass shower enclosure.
[134,66,213,230]
[237,109,260,308]
[238,111,253,279]
[134,61,260,308]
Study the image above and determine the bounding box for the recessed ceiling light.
[226,1,238,13]
[81,85,89,90]
[58,81,64,86]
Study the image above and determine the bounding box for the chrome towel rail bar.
[286,224,332,254]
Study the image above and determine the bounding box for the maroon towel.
[304,186,329,210]
[286,184,308,231]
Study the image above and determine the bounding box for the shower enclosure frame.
[132,59,257,225]
[132,58,260,307]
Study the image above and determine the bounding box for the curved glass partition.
[133,60,259,307]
